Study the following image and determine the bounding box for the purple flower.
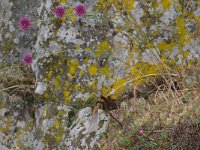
[54,5,65,18]
[134,85,138,91]
[18,17,31,30]
[139,129,144,135]
[74,3,86,17]
[23,54,33,64]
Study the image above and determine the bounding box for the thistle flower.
[54,5,65,18]
[18,17,31,30]
[139,129,144,135]
[134,85,138,92]
[74,3,86,17]
[23,54,33,64]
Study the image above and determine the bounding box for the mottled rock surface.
[0,0,200,149]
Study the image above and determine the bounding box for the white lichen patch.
[0,0,13,26]
[64,107,109,149]
[160,4,177,25]
[57,26,85,45]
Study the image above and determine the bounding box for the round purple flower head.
[23,54,33,65]
[18,17,31,30]
[139,129,144,135]
[54,5,65,18]
[74,3,86,17]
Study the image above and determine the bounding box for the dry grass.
[97,59,200,150]
[0,62,35,110]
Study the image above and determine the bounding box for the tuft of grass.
[0,62,36,111]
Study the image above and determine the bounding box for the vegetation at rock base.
[98,60,200,150]
[0,0,200,149]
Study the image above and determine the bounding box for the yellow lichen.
[98,64,112,78]
[56,134,62,142]
[60,0,67,4]
[157,41,175,52]
[161,0,171,10]
[111,78,126,99]
[122,0,135,10]
[54,78,61,89]
[54,120,60,129]
[64,97,71,104]
[95,41,111,57]
[88,65,97,75]
[69,60,79,75]
[102,86,112,97]
[64,91,70,97]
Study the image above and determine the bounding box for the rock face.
[0,0,200,149]
[33,105,108,150]
[0,103,109,149]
